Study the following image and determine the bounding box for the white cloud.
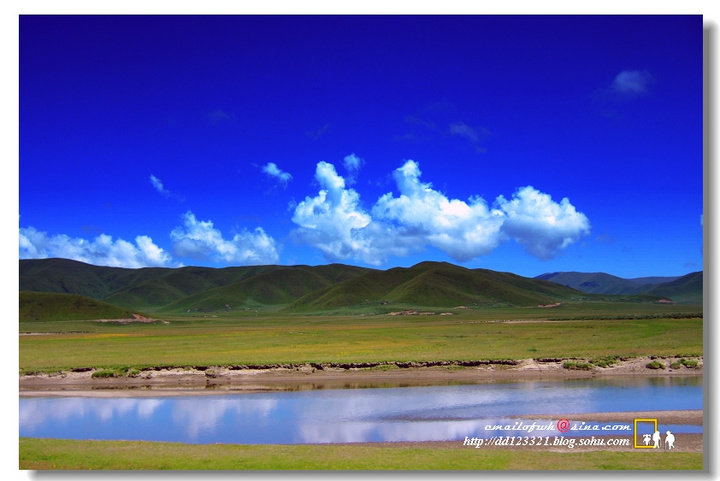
[291,162,384,264]
[341,153,364,185]
[611,70,653,95]
[495,186,591,260]
[261,162,293,188]
[150,174,169,197]
[373,160,505,261]
[343,153,363,172]
[170,211,279,265]
[19,226,172,268]
[150,174,183,201]
[291,159,590,265]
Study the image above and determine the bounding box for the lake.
[19,376,702,444]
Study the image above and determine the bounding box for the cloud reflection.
[19,379,702,444]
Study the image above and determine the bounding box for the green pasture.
[19,438,703,470]
[19,302,703,372]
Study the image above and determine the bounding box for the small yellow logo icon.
[634,419,658,449]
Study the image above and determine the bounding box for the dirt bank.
[19,355,702,395]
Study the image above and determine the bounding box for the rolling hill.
[536,270,702,304]
[288,261,583,311]
[19,259,372,314]
[534,271,678,295]
[21,258,587,316]
[20,258,700,320]
[640,271,703,304]
[19,291,138,322]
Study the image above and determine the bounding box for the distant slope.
[536,271,701,304]
[535,271,679,295]
[641,272,703,304]
[289,261,583,311]
[19,291,139,322]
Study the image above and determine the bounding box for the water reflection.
[19,377,702,444]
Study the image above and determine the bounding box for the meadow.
[19,300,704,471]
[20,302,703,373]
[19,438,703,470]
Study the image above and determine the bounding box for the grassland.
[19,438,703,470]
[20,302,702,373]
[19,291,138,322]
[19,299,703,472]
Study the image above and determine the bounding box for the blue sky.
[18,15,704,278]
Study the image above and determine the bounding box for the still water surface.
[20,377,702,444]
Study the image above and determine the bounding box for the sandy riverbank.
[19,355,702,396]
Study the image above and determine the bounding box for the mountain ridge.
[19,258,702,320]
[535,270,702,303]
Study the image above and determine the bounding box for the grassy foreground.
[19,438,703,470]
[20,305,702,372]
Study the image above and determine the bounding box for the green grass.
[19,305,703,372]
[562,361,593,370]
[19,291,138,322]
[19,438,703,470]
[26,258,700,316]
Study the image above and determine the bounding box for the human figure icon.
[652,430,661,449]
[665,431,675,450]
[642,434,651,446]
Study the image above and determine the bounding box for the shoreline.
[19,355,703,396]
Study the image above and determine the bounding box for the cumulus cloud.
[373,161,505,261]
[170,211,279,265]
[341,153,364,185]
[495,186,591,260]
[291,159,590,265]
[611,70,654,95]
[261,162,293,188]
[290,162,383,264]
[19,226,172,268]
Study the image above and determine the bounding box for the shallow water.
[19,376,702,444]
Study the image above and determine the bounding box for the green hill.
[19,258,172,300]
[288,261,583,311]
[641,271,703,304]
[19,291,139,322]
[159,264,370,313]
[20,259,371,313]
[103,265,280,310]
[534,271,679,295]
[21,258,693,316]
[536,270,702,304]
